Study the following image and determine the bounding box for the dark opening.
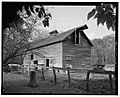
[34,60,38,64]
[76,32,79,44]
[46,59,49,67]
[35,67,38,70]
[31,54,33,60]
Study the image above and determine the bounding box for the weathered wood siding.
[23,42,63,72]
[32,42,63,67]
[62,31,92,69]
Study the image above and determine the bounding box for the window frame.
[65,55,72,61]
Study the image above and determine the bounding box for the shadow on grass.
[2,73,116,95]
[70,79,116,94]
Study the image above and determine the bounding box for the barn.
[23,24,93,73]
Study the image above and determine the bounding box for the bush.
[3,65,11,73]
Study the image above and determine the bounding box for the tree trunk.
[28,71,37,87]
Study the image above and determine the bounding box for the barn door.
[46,59,49,67]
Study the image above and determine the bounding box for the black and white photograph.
[1,1,118,95]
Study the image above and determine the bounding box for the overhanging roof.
[29,24,93,50]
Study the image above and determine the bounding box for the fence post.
[86,71,90,92]
[109,74,113,94]
[41,67,45,80]
[67,68,70,87]
[53,67,57,84]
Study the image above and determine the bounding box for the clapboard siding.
[23,42,63,68]
[35,42,63,67]
[62,31,91,68]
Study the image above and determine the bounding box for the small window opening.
[66,56,72,61]
[75,30,80,44]
[31,54,33,60]
[34,60,38,64]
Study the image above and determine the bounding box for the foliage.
[87,3,116,31]
[17,5,52,28]
[3,21,31,66]
[91,34,115,65]
[3,65,11,73]
[3,4,52,67]
[2,3,52,29]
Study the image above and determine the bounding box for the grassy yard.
[2,70,116,94]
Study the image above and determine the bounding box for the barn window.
[31,54,33,60]
[75,30,80,44]
[66,56,72,61]
[46,59,49,67]
[34,60,38,64]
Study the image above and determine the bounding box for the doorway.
[46,59,49,67]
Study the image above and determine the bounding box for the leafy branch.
[87,3,116,31]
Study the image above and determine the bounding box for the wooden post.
[67,69,70,87]
[9,66,12,74]
[86,71,90,92]
[53,68,57,84]
[109,74,113,94]
[41,67,45,80]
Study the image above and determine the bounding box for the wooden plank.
[52,67,89,71]
[88,70,115,75]
[53,68,57,84]
[43,66,89,73]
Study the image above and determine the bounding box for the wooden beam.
[52,66,89,72]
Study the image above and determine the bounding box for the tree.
[2,2,52,30]
[3,21,31,67]
[91,34,115,65]
[2,3,52,67]
[87,3,116,31]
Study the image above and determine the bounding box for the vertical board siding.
[62,31,92,69]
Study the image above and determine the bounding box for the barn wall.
[23,42,63,72]
[32,42,63,67]
[62,31,92,69]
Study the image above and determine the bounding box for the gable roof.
[30,24,93,50]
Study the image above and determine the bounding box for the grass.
[2,70,116,94]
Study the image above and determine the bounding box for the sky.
[41,6,115,40]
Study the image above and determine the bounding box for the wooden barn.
[23,24,93,72]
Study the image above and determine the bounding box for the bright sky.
[41,6,115,40]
